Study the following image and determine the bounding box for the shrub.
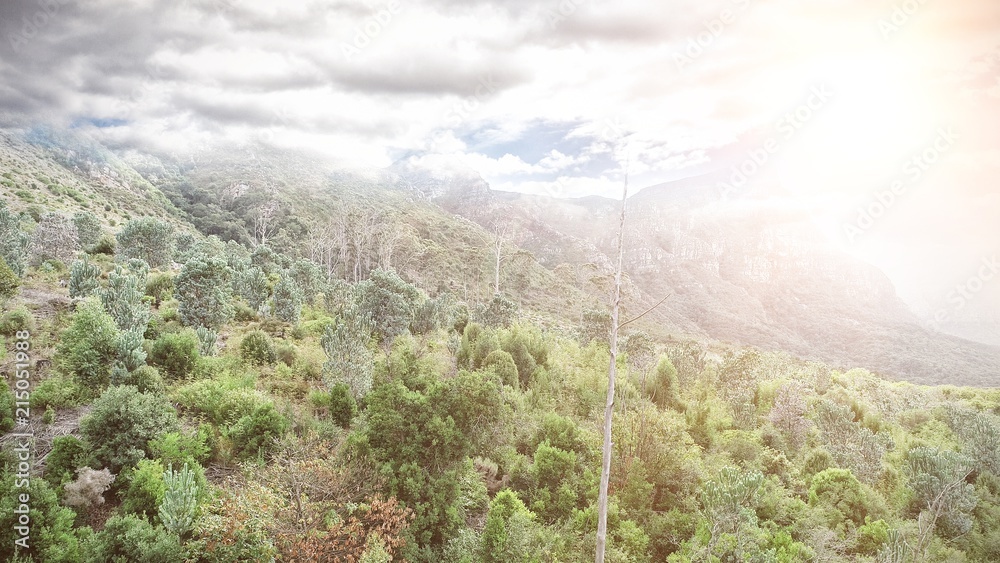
[80,385,179,473]
[149,331,200,380]
[0,474,80,561]
[56,298,119,392]
[356,268,422,342]
[120,458,165,517]
[82,514,184,562]
[0,257,18,300]
[0,383,14,433]
[44,435,90,488]
[69,257,101,299]
[117,365,165,394]
[0,306,33,337]
[226,402,288,460]
[478,293,518,328]
[63,467,116,511]
[160,462,201,536]
[73,211,102,249]
[0,200,29,277]
[328,383,358,428]
[145,272,174,306]
[240,330,276,366]
[175,255,233,329]
[90,234,116,255]
[30,373,85,411]
[482,350,519,387]
[29,212,79,266]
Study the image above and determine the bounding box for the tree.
[72,211,102,249]
[80,385,178,473]
[56,298,120,392]
[115,217,174,268]
[356,268,421,343]
[232,265,269,313]
[98,264,150,333]
[68,257,101,299]
[322,305,375,399]
[906,447,977,556]
[160,463,200,537]
[272,274,303,324]
[482,489,536,562]
[175,255,233,329]
[477,293,517,329]
[289,258,324,304]
[701,467,765,559]
[0,200,29,276]
[649,356,682,411]
[30,212,79,266]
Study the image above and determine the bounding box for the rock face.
[410,168,1000,386]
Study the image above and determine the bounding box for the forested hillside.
[2,131,1000,562]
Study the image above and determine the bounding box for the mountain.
[1,128,997,386]
[408,167,1000,387]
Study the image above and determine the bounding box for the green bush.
[0,306,33,337]
[56,298,120,392]
[0,474,81,561]
[30,373,85,410]
[240,330,276,366]
[0,256,19,300]
[148,331,200,380]
[328,383,358,428]
[119,458,166,517]
[82,514,184,561]
[226,402,288,460]
[90,234,116,255]
[482,349,519,387]
[116,365,165,394]
[145,272,174,306]
[44,435,90,488]
[0,383,15,433]
[80,385,179,473]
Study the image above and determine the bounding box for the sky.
[0,0,998,330]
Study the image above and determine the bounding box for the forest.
[2,168,1000,563]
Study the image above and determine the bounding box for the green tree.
[482,489,536,562]
[322,305,375,398]
[82,514,184,562]
[232,265,269,313]
[272,274,303,323]
[56,298,120,392]
[73,211,102,250]
[478,293,517,329]
[30,212,79,266]
[650,355,682,411]
[328,382,358,428]
[227,402,288,460]
[906,446,977,550]
[68,257,101,299]
[116,217,174,268]
[356,268,421,342]
[149,330,200,380]
[80,385,178,473]
[175,255,233,329]
[700,467,764,559]
[160,463,200,537]
[0,200,29,276]
[98,264,150,333]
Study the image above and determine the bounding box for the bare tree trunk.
[596,172,628,563]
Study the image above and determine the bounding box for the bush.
[145,272,174,306]
[149,331,200,380]
[117,365,165,394]
[80,385,179,473]
[56,298,119,392]
[482,350,519,387]
[328,383,358,428]
[0,474,80,561]
[63,467,116,511]
[90,234,116,255]
[226,402,288,460]
[240,330,276,366]
[82,514,185,562]
[0,306,33,337]
[0,383,15,433]
[272,275,303,324]
[0,256,18,300]
[45,435,90,488]
[30,373,85,411]
[120,458,165,517]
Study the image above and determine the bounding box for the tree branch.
[618,292,673,331]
